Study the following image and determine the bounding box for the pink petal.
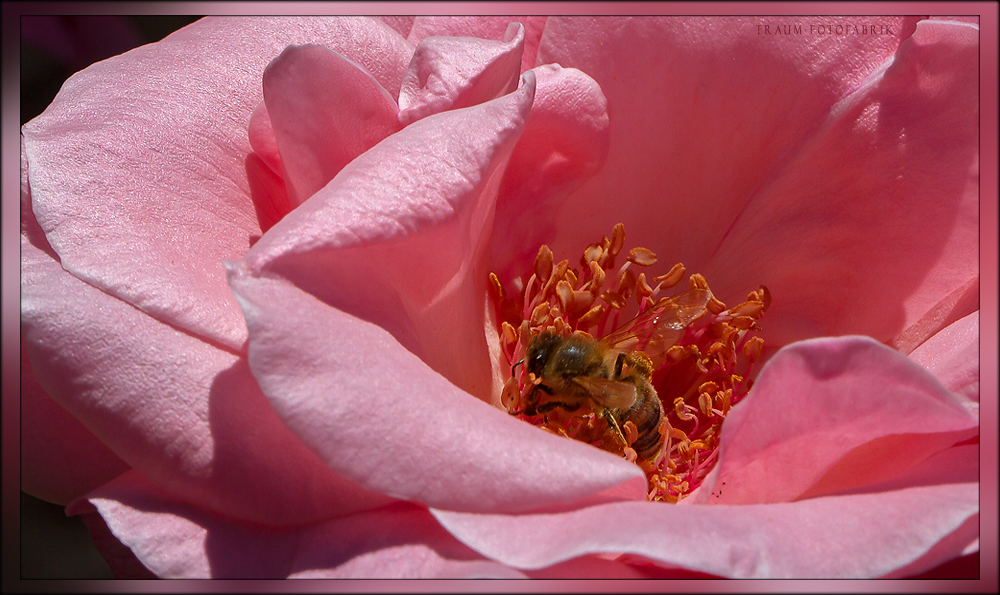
[536,16,918,274]
[536,18,977,350]
[703,19,980,347]
[243,73,538,402]
[488,64,610,283]
[263,44,403,207]
[70,470,528,578]
[432,481,978,578]
[244,151,291,234]
[233,71,641,515]
[21,17,413,351]
[813,443,978,498]
[21,336,130,505]
[688,336,977,505]
[245,103,292,231]
[407,16,547,73]
[398,22,524,126]
[227,269,646,514]
[22,208,393,525]
[908,310,980,412]
[892,274,979,356]
[20,137,131,505]
[247,100,283,177]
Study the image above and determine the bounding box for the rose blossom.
[20,16,979,578]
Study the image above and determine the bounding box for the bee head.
[526,331,561,376]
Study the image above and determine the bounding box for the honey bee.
[515,289,711,467]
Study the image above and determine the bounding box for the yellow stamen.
[628,247,658,266]
[654,263,686,289]
[489,223,768,504]
[534,245,554,283]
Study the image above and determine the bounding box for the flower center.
[489,223,769,503]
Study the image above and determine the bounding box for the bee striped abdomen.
[623,382,665,461]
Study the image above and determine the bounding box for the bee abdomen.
[626,391,665,462]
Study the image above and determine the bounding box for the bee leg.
[602,409,628,450]
[523,384,556,416]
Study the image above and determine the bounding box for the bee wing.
[569,376,637,410]
[601,288,711,368]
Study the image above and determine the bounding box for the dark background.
[21,15,201,125]
[19,15,201,579]
[17,13,982,582]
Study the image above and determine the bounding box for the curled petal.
[247,100,283,177]
[21,16,413,351]
[908,310,979,414]
[536,18,977,352]
[22,208,391,525]
[69,471,527,578]
[263,44,402,207]
[433,482,977,578]
[227,269,646,514]
[399,22,524,125]
[245,73,538,400]
[536,16,919,272]
[407,16,547,73]
[690,336,977,505]
[489,64,610,283]
[704,19,979,346]
[244,151,291,234]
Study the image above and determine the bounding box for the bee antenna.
[511,359,525,377]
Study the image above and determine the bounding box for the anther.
[635,272,654,297]
[689,273,710,290]
[565,268,578,289]
[628,247,657,266]
[582,243,604,266]
[653,263,686,289]
[743,336,764,362]
[758,285,772,312]
[556,280,574,313]
[601,290,627,310]
[534,245,554,283]
[501,376,520,411]
[609,223,625,259]
[668,427,687,441]
[530,302,550,326]
[589,260,606,291]
[728,300,765,319]
[707,295,728,315]
[729,315,756,330]
[623,420,639,445]
[577,303,606,327]
[542,260,570,301]
[698,392,713,417]
[617,269,636,296]
[501,321,518,346]
[489,272,505,301]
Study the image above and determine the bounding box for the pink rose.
[21,16,980,578]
